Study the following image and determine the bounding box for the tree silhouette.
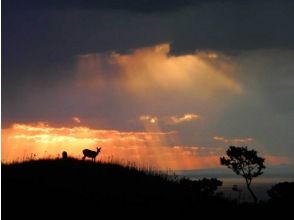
[220,146,265,203]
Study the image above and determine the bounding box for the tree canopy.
[220,146,266,203]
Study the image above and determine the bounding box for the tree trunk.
[246,183,258,203]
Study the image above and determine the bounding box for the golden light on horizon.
[2,122,291,169]
[2,122,223,170]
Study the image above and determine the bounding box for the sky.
[2,0,294,170]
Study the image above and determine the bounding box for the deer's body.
[82,147,101,161]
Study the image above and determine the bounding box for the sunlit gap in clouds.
[139,113,208,169]
[74,43,244,134]
[139,114,179,170]
[76,43,243,99]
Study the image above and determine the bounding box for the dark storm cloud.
[233,49,294,114]
[4,0,294,61]
[6,0,229,13]
[171,0,294,53]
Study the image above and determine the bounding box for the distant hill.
[176,164,294,179]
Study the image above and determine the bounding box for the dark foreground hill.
[2,158,292,218]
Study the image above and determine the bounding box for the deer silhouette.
[82,147,101,161]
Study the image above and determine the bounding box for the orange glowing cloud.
[113,44,242,97]
[139,115,158,124]
[76,44,242,101]
[207,52,218,59]
[2,122,224,170]
[213,136,254,144]
[72,117,81,123]
[265,155,292,165]
[74,43,244,129]
[165,114,200,125]
[139,113,200,126]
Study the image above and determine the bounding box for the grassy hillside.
[2,158,291,218]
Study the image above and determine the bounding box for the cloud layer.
[3,0,294,168]
[3,122,290,169]
[3,42,294,161]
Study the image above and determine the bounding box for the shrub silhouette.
[232,185,243,202]
[180,177,223,198]
[220,146,265,203]
[62,151,68,160]
[267,182,294,203]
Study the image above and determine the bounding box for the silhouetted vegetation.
[180,177,222,198]
[2,158,292,218]
[220,146,265,203]
[267,182,294,203]
[62,151,68,159]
